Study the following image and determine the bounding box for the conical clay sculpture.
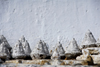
[19,35,25,44]
[12,40,26,59]
[51,48,60,60]
[0,35,12,50]
[65,38,82,59]
[23,40,31,56]
[80,30,96,49]
[0,42,10,60]
[56,42,65,59]
[42,41,49,55]
[19,36,31,59]
[42,41,51,59]
[30,40,46,59]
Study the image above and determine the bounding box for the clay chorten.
[56,42,65,59]
[65,38,81,59]
[80,30,96,49]
[23,40,31,56]
[0,35,12,50]
[20,35,25,44]
[0,42,10,60]
[51,48,60,60]
[19,36,31,57]
[42,41,51,59]
[12,40,26,59]
[30,40,46,59]
[42,41,49,55]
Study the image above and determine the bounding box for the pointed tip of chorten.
[42,40,45,44]
[85,30,93,35]
[88,29,90,32]
[1,35,4,37]
[19,35,25,42]
[39,40,43,44]
[58,41,60,43]
[0,35,4,39]
[72,38,75,41]
[57,41,61,45]
[18,40,20,42]
[21,35,25,40]
[71,38,77,45]
[39,39,42,42]
[71,38,77,44]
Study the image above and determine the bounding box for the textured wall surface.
[0,0,100,50]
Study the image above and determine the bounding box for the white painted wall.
[0,0,100,50]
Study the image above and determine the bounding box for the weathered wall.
[0,0,100,50]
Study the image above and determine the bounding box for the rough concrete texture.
[0,0,100,50]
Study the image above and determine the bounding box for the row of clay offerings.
[49,30,100,60]
[1,30,100,63]
[51,38,82,60]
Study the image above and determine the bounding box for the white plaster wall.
[0,0,100,50]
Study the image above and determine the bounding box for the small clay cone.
[65,38,81,59]
[80,30,96,49]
